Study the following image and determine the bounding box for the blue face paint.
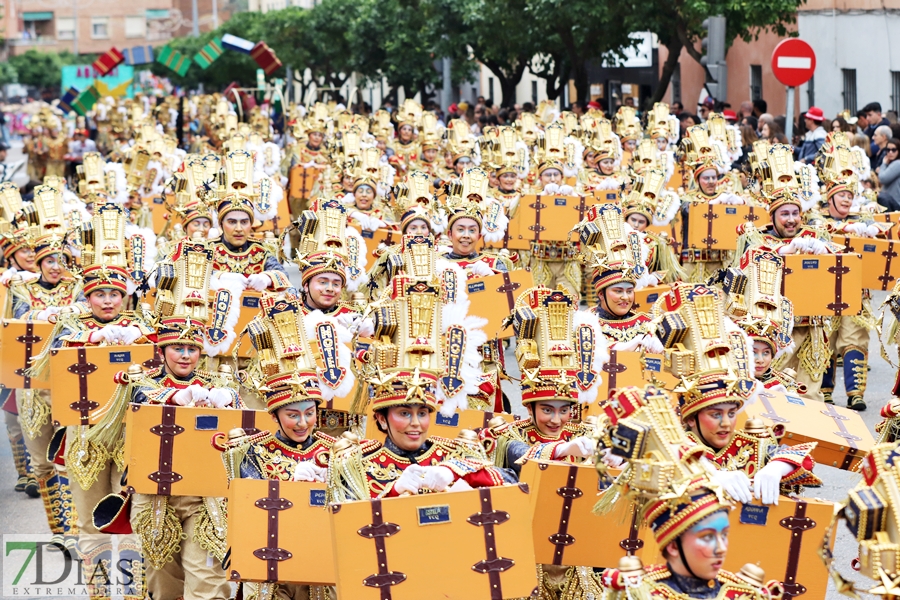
[690,512,730,535]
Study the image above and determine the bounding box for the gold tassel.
[65,425,110,490]
[193,497,228,563]
[133,496,185,570]
[797,325,831,382]
[25,315,75,381]
[83,380,137,471]
[326,442,369,503]
[19,389,51,440]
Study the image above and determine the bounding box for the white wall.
[798,11,900,117]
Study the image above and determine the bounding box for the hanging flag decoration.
[193,38,224,70]
[92,47,125,76]
[250,41,282,76]
[221,33,255,54]
[58,87,80,114]
[123,46,154,66]
[156,46,191,77]
[72,85,101,116]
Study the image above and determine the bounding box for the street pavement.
[0,145,889,597]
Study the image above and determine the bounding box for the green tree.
[431,0,543,107]
[643,0,802,105]
[528,0,638,105]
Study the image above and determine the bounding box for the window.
[531,81,538,105]
[145,9,170,19]
[842,69,857,113]
[56,17,75,39]
[750,65,762,101]
[488,77,494,102]
[125,16,146,38]
[892,71,900,114]
[91,17,109,39]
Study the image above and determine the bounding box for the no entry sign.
[771,39,816,87]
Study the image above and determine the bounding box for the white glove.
[639,335,665,354]
[93,325,124,344]
[247,273,271,292]
[335,312,359,329]
[212,271,249,290]
[600,447,625,468]
[558,184,575,195]
[420,466,455,492]
[753,460,795,505]
[709,193,744,205]
[117,326,143,346]
[866,224,882,238]
[843,222,868,236]
[467,260,495,278]
[553,436,596,460]
[0,267,17,285]
[34,306,63,321]
[357,317,375,338]
[172,387,194,406]
[541,183,560,196]
[292,461,327,482]
[710,469,753,504]
[393,465,426,495]
[206,388,234,408]
[206,227,221,240]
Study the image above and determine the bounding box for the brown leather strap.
[574,195,588,221]
[142,347,163,370]
[528,197,546,242]
[148,406,184,494]
[780,501,816,599]
[819,403,862,470]
[603,349,627,391]
[701,204,718,250]
[360,499,405,598]
[252,480,293,581]
[827,255,850,315]
[241,410,260,436]
[496,272,521,312]
[469,488,514,599]
[68,347,99,426]
[550,465,582,565]
[757,391,789,424]
[781,262,793,296]
[747,205,760,224]
[619,504,645,554]
[15,323,43,389]
[880,242,898,291]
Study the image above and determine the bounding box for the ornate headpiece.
[394,171,440,233]
[573,204,648,293]
[361,236,484,416]
[679,124,729,184]
[509,286,607,406]
[757,144,819,213]
[244,291,355,405]
[81,202,149,290]
[644,475,733,547]
[34,232,67,264]
[259,371,323,413]
[156,315,206,348]
[718,247,794,355]
[614,106,642,142]
[292,198,367,292]
[622,169,680,227]
[444,167,509,243]
[650,283,756,420]
[82,264,130,295]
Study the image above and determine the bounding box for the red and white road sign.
[771,39,816,87]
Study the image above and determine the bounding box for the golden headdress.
[508,285,608,405]
[650,282,756,420]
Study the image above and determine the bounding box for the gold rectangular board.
[328,483,537,599]
[781,253,862,316]
[125,404,269,497]
[227,478,335,585]
[50,344,159,426]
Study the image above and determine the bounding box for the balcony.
[8,36,58,47]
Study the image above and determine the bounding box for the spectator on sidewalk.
[872,125,893,170]
[877,138,900,211]
[752,99,767,118]
[796,107,826,164]
[863,102,891,154]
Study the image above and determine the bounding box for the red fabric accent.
[1,390,17,415]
